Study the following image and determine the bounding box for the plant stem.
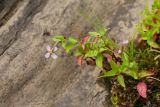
[146,77,160,82]
[150,49,160,53]
[54,41,58,47]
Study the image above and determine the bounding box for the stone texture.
[0,0,152,107]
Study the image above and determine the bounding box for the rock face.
[0,0,151,107]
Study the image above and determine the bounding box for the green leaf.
[62,42,66,49]
[88,32,100,37]
[153,0,160,10]
[102,70,118,77]
[68,37,78,44]
[117,75,125,88]
[122,53,129,66]
[98,39,105,47]
[75,46,83,56]
[99,47,108,52]
[110,60,119,71]
[92,43,98,49]
[138,70,154,78]
[96,54,103,67]
[85,50,98,57]
[85,43,92,49]
[120,63,128,72]
[129,62,137,68]
[98,28,107,36]
[121,61,138,79]
[142,36,148,40]
[123,53,129,62]
[125,70,138,79]
[111,95,118,105]
[64,43,75,53]
[147,40,159,48]
[130,71,138,79]
[52,35,65,42]
[105,38,115,46]
[129,61,138,71]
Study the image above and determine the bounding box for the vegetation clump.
[49,0,160,106]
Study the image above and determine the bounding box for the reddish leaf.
[93,37,98,44]
[81,36,90,45]
[136,81,147,98]
[76,56,84,66]
[154,33,160,44]
[146,25,152,30]
[152,17,157,24]
[112,75,118,81]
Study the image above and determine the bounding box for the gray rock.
[0,0,151,107]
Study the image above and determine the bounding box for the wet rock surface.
[0,0,151,107]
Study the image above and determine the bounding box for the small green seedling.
[101,52,138,88]
[52,27,117,68]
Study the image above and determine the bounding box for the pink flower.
[121,40,129,45]
[76,56,84,66]
[118,50,122,54]
[45,45,58,59]
[136,81,147,98]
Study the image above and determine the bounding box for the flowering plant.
[47,0,160,106]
